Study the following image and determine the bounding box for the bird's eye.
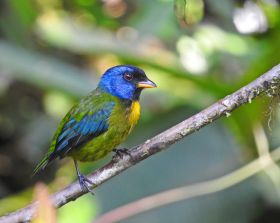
[124,73,133,81]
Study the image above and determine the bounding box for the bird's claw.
[113,148,131,160]
[78,174,95,195]
[112,148,135,162]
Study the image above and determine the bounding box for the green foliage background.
[0,0,280,222]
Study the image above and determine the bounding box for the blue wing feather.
[54,101,115,158]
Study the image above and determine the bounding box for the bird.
[34,65,157,193]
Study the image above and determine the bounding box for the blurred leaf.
[174,0,204,26]
[174,0,186,24]
[32,183,56,223]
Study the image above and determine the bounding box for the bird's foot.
[78,174,95,195]
[112,148,135,162]
[112,148,131,160]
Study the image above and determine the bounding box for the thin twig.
[253,124,280,196]
[1,64,280,223]
[93,146,280,223]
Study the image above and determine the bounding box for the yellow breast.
[128,101,141,127]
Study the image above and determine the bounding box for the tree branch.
[1,64,280,223]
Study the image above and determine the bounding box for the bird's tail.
[32,152,56,176]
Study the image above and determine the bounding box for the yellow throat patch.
[129,101,141,127]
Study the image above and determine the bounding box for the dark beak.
[137,79,157,89]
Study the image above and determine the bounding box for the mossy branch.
[1,64,280,223]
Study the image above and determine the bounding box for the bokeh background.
[0,0,280,222]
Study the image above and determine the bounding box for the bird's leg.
[74,160,95,195]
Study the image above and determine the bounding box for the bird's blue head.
[98,65,156,100]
